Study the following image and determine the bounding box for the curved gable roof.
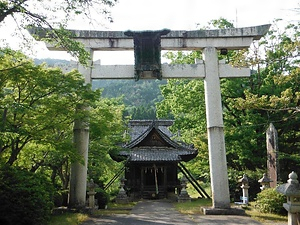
[125,121,181,148]
[119,120,197,162]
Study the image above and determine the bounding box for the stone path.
[80,200,282,225]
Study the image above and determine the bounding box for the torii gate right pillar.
[203,47,230,209]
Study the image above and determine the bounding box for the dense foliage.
[88,97,127,187]
[0,165,54,225]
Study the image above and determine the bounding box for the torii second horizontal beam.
[56,61,250,79]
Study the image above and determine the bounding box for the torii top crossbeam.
[28,24,270,51]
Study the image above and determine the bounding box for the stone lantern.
[177,177,191,202]
[258,173,273,191]
[116,177,129,204]
[238,174,249,204]
[87,179,98,210]
[276,171,300,225]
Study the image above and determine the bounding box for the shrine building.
[112,120,204,200]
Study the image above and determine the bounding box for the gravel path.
[80,200,285,225]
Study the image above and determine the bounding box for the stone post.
[203,47,230,209]
[266,123,279,188]
[276,171,300,225]
[177,177,191,203]
[258,173,273,191]
[238,174,249,205]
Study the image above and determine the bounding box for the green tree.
[0,48,127,195]
[232,21,300,177]
[0,0,116,24]
[0,48,98,167]
[88,97,127,188]
[0,0,117,63]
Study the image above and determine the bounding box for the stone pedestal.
[87,191,96,208]
[241,183,249,205]
[201,207,246,215]
[276,171,300,225]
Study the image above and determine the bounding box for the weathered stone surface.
[28,25,270,40]
[55,60,249,80]
[276,172,300,196]
[266,123,279,188]
[201,207,246,215]
[276,172,300,225]
[28,24,271,51]
[258,173,273,190]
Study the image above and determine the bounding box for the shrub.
[53,189,69,207]
[96,188,109,209]
[255,188,286,215]
[0,165,54,225]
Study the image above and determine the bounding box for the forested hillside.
[93,79,167,119]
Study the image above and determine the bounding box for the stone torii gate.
[29,24,270,212]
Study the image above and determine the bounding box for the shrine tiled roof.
[127,120,174,141]
[117,120,197,163]
[119,147,197,162]
[125,121,182,149]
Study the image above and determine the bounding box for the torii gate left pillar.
[68,49,94,208]
[28,24,270,211]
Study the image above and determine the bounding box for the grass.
[48,213,88,225]
[243,202,287,223]
[94,201,137,215]
[173,198,212,214]
[174,198,288,223]
[48,202,137,225]
[186,182,211,199]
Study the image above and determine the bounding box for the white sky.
[108,0,298,30]
[0,0,299,64]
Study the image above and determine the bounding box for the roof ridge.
[125,122,155,148]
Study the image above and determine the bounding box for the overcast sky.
[0,0,299,63]
[107,0,298,30]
